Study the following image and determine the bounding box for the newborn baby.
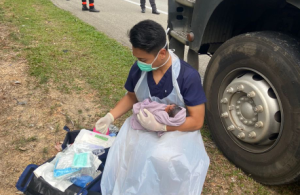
[131,99,186,136]
[165,104,183,117]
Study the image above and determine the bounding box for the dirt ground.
[0,23,107,194]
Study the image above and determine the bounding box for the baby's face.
[165,104,182,117]
[165,104,175,113]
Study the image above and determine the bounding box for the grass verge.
[1,0,135,110]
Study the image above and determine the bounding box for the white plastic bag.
[33,162,73,192]
[75,129,116,148]
[101,117,210,195]
[33,142,103,192]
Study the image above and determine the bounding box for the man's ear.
[159,49,167,59]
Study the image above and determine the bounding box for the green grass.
[13,136,38,149]
[0,7,4,22]
[42,146,49,159]
[1,0,135,109]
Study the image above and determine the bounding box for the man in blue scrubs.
[98,20,209,195]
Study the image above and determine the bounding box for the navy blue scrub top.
[125,60,207,106]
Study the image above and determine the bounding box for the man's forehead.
[132,47,154,58]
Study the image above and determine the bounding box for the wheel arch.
[191,0,300,54]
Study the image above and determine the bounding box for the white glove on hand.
[137,109,167,132]
[95,113,114,134]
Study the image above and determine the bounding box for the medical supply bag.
[16,129,112,195]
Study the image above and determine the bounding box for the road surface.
[51,0,168,47]
[50,0,210,77]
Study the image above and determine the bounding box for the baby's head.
[165,104,182,117]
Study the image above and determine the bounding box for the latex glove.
[95,113,114,134]
[137,109,167,132]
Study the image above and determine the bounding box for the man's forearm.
[166,116,204,132]
[166,104,205,132]
[110,92,138,120]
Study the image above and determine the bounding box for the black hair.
[129,20,168,55]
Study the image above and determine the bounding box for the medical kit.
[16,126,118,195]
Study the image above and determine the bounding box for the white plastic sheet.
[33,143,103,192]
[101,117,210,195]
[33,162,73,192]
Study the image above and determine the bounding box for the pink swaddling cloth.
[131,99,186,136]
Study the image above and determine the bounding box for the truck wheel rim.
[218,68,283,153]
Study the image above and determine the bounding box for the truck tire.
[204,31,300,185]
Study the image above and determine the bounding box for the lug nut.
[221,112,229,118]
[236,106,240,109]
[220,98,228,104]
[236,112,241,116]
[254,105,263,113]
[238,126,244,130]
[247,91,256,98]
[249,131,256,138]
[238,132,245,139]
[237,85,244,92]
[237,101,241,104]
[239,117,244,120]
[243,120,248,124]
[249,121,253,125]
[227,125,235,131]
[241,97,245,101]
[255,121,264,128]
[252,118,257,122]
[226,87,235,93]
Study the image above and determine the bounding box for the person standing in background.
[140,0,160,14]
[82,0,100,12]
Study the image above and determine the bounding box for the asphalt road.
[51,0,168,47]
[50,0,210,77]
